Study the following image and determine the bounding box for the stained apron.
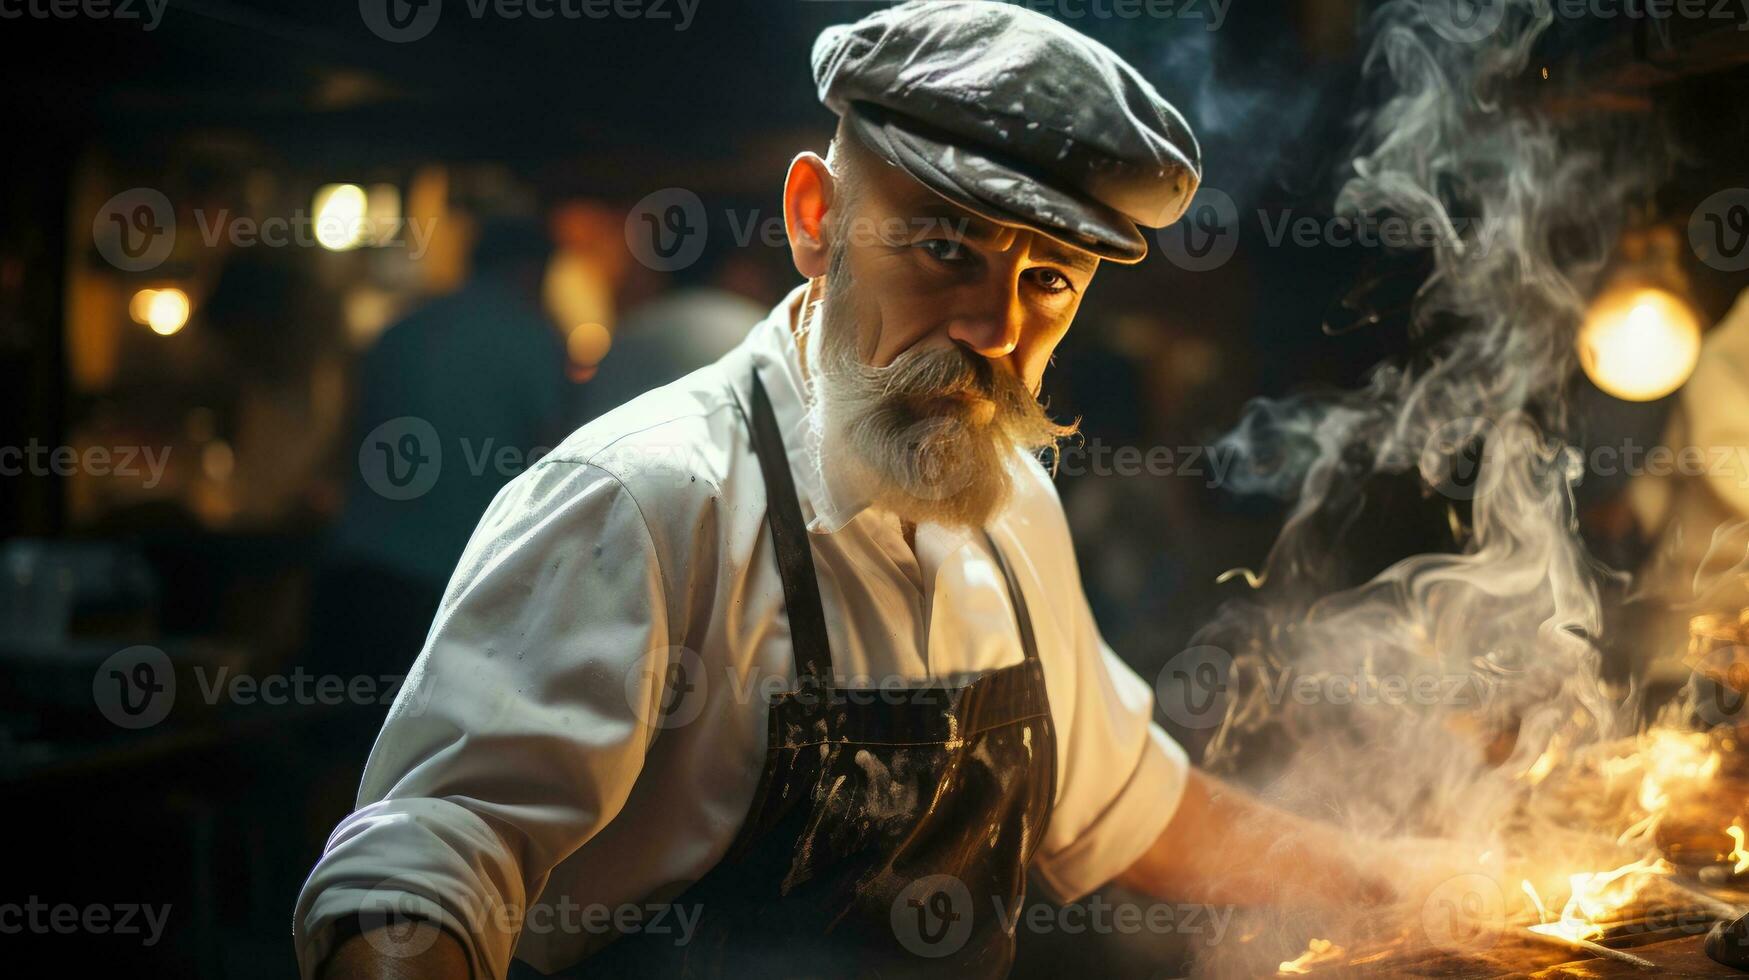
[514,365,1057,979]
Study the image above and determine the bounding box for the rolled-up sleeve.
[294,458,672,979]
[1031,580,1190,903]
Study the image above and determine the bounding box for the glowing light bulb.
[133,287,189,336]
[1577,287,1701,401]
[314,183,369,251]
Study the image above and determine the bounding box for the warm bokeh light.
[566,321,612,367]
[201,440,235,481]
[543,250,615,334]
[131,287,190,336]
[365,182,401,246]
[1577,287,1702,402]
[127,288,158,325]
[313,183,369,251]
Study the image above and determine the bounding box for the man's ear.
[783,152,835,280]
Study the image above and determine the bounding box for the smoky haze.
[1176,0,1677,972]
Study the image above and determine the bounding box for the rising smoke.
[1184,0,1671,971]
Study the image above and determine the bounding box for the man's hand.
[1115,769,1450,908]
[1374,834,1506,910]
[318,924,471,980]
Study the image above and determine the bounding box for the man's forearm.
[1115,769,1394,908]
[318,925,471,980]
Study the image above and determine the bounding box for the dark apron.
[515,367,1057,979]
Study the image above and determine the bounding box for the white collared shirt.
[293,284,1189,979]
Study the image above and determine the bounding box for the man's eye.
[1028,268,1073,294]
[917,238,966,262]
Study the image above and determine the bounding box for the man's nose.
[945,292,1024,359]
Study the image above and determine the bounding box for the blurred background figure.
[196,251,348,528]
[577,229,768,421]
[311,215,568,680]
[545,198,630,389]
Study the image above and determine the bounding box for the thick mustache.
[865,343,1011,404]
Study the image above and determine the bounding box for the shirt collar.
[742,282,875,535]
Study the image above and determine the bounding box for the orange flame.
[1277,937,1344,975]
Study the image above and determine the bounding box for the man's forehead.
[866,166,1101,271]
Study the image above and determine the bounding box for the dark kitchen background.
[0,0,1745,976]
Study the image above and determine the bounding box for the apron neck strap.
[737,365,1044,690]
[983,528,1041,664]
[743,367,835,694]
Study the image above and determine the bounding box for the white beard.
[800,270,1073,530]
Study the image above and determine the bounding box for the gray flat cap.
[812,0,1201,264]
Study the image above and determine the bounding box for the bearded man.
[295,4,1418,978]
